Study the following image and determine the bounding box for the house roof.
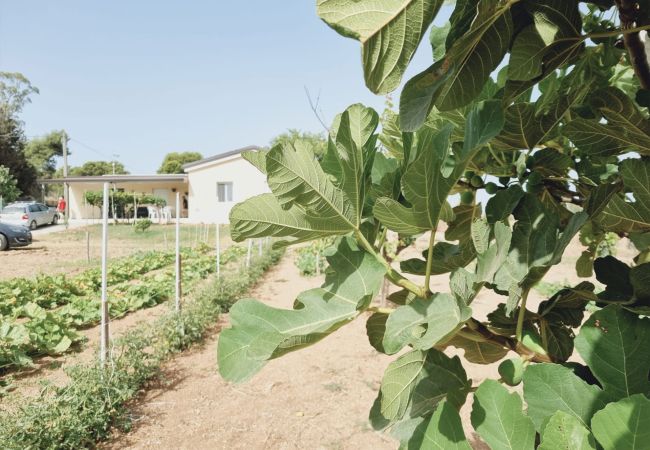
[182,145,261,171]
[39,174,188,184]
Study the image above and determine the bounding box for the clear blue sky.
[0,1,450,173]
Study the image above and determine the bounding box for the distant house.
[41,145,269,223]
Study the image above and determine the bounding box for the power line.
[68,137,114,159]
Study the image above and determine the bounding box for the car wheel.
[52,215,59,225]
[0,234,7,251]
[29,220,37,230]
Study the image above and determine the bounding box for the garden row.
[0,246,284,450]
[0,244,246,372]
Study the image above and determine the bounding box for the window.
[38,204,49,212]
[29,205,39,213]
[217,182,233,202]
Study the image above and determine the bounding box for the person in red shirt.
[57,196,66,215]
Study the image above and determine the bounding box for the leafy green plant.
[0,247,284,449]
[294,238,333,276]
[134,218,152,232]
[217,1,650,447]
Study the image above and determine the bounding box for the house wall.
[186,155,268,223]
[68,181,189,220]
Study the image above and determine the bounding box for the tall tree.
[67,160,129,176]
[157,151,203,174]
[0,72,39,197]
[24,130,67,178]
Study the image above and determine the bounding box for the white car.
[0,202,59,230]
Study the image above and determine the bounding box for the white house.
[43,145,269,224]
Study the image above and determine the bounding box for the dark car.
[0,222,32,251]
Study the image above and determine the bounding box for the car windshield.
[1,206,25,214]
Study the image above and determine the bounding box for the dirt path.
[104,254,396,450]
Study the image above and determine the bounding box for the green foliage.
[0,165,20,205]
[134,218,152,232]
[293,238,333,276]
[270,129,327,158]
[0,248,283,449]
[24,130,66,177]
[157,151,203,174]
[216,1,650,448]
[68,160,128,176]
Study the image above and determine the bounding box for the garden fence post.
[175,192,181,313]
[246,239,252,268]
[100,182,110,368]
[258,238,263,257]
[216,223,221,279]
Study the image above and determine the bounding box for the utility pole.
[62,131,69,226]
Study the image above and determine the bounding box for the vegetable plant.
[218,1,650,448]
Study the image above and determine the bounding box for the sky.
[0,1,452,174]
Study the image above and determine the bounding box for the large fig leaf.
[538,411,596,450]
[229,193,352,243]
[323,103,379,226]
[217,238,384,382]
[523,363,607,430]
[400,0,513,129]
[382,293,472,354]
[317,0,443,94]
[471,380,536,450]
[598,159,650,233]
[591,394,650,450]
[575,306,650,401]
[421,399,471,450]
[378,349,470,423]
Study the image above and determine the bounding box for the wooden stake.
[175,192,181,312]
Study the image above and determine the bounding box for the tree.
[270,129,327,158]
[217,2,650,448]
[0,73,39,197]
[67,160,128,176]
[0,165,20,207]
[24,130,66,178]
[157,152,203,174]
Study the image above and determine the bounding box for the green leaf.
[266,140,356,225]
[508,0,582,82]
[366,312,388,353]
[523,363,607,430]
[485,185,525,224]
[599,159,650,233]
[538,411,597,450]
[421,399,471,450]
[445,204,481,241]
[400,242,476,276]
[429,22,450,61]
[379,349,470,423]
[379,110,405,159]
[471,380,536,450]
[476,221,512,284]
[323,103,379,225]
[383,293,471,354]
[374,123,454,233]
[217,238,385,382]
[435,0,514,112]
[399,1,513,128]
[241,148,268,174]
[591,394,650,450]
[229,193,352,243]
[377,101,503,233]
[574,305,650,401]
[317,0,444,94]
[444,334,508,364]
[567,87,650,157]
